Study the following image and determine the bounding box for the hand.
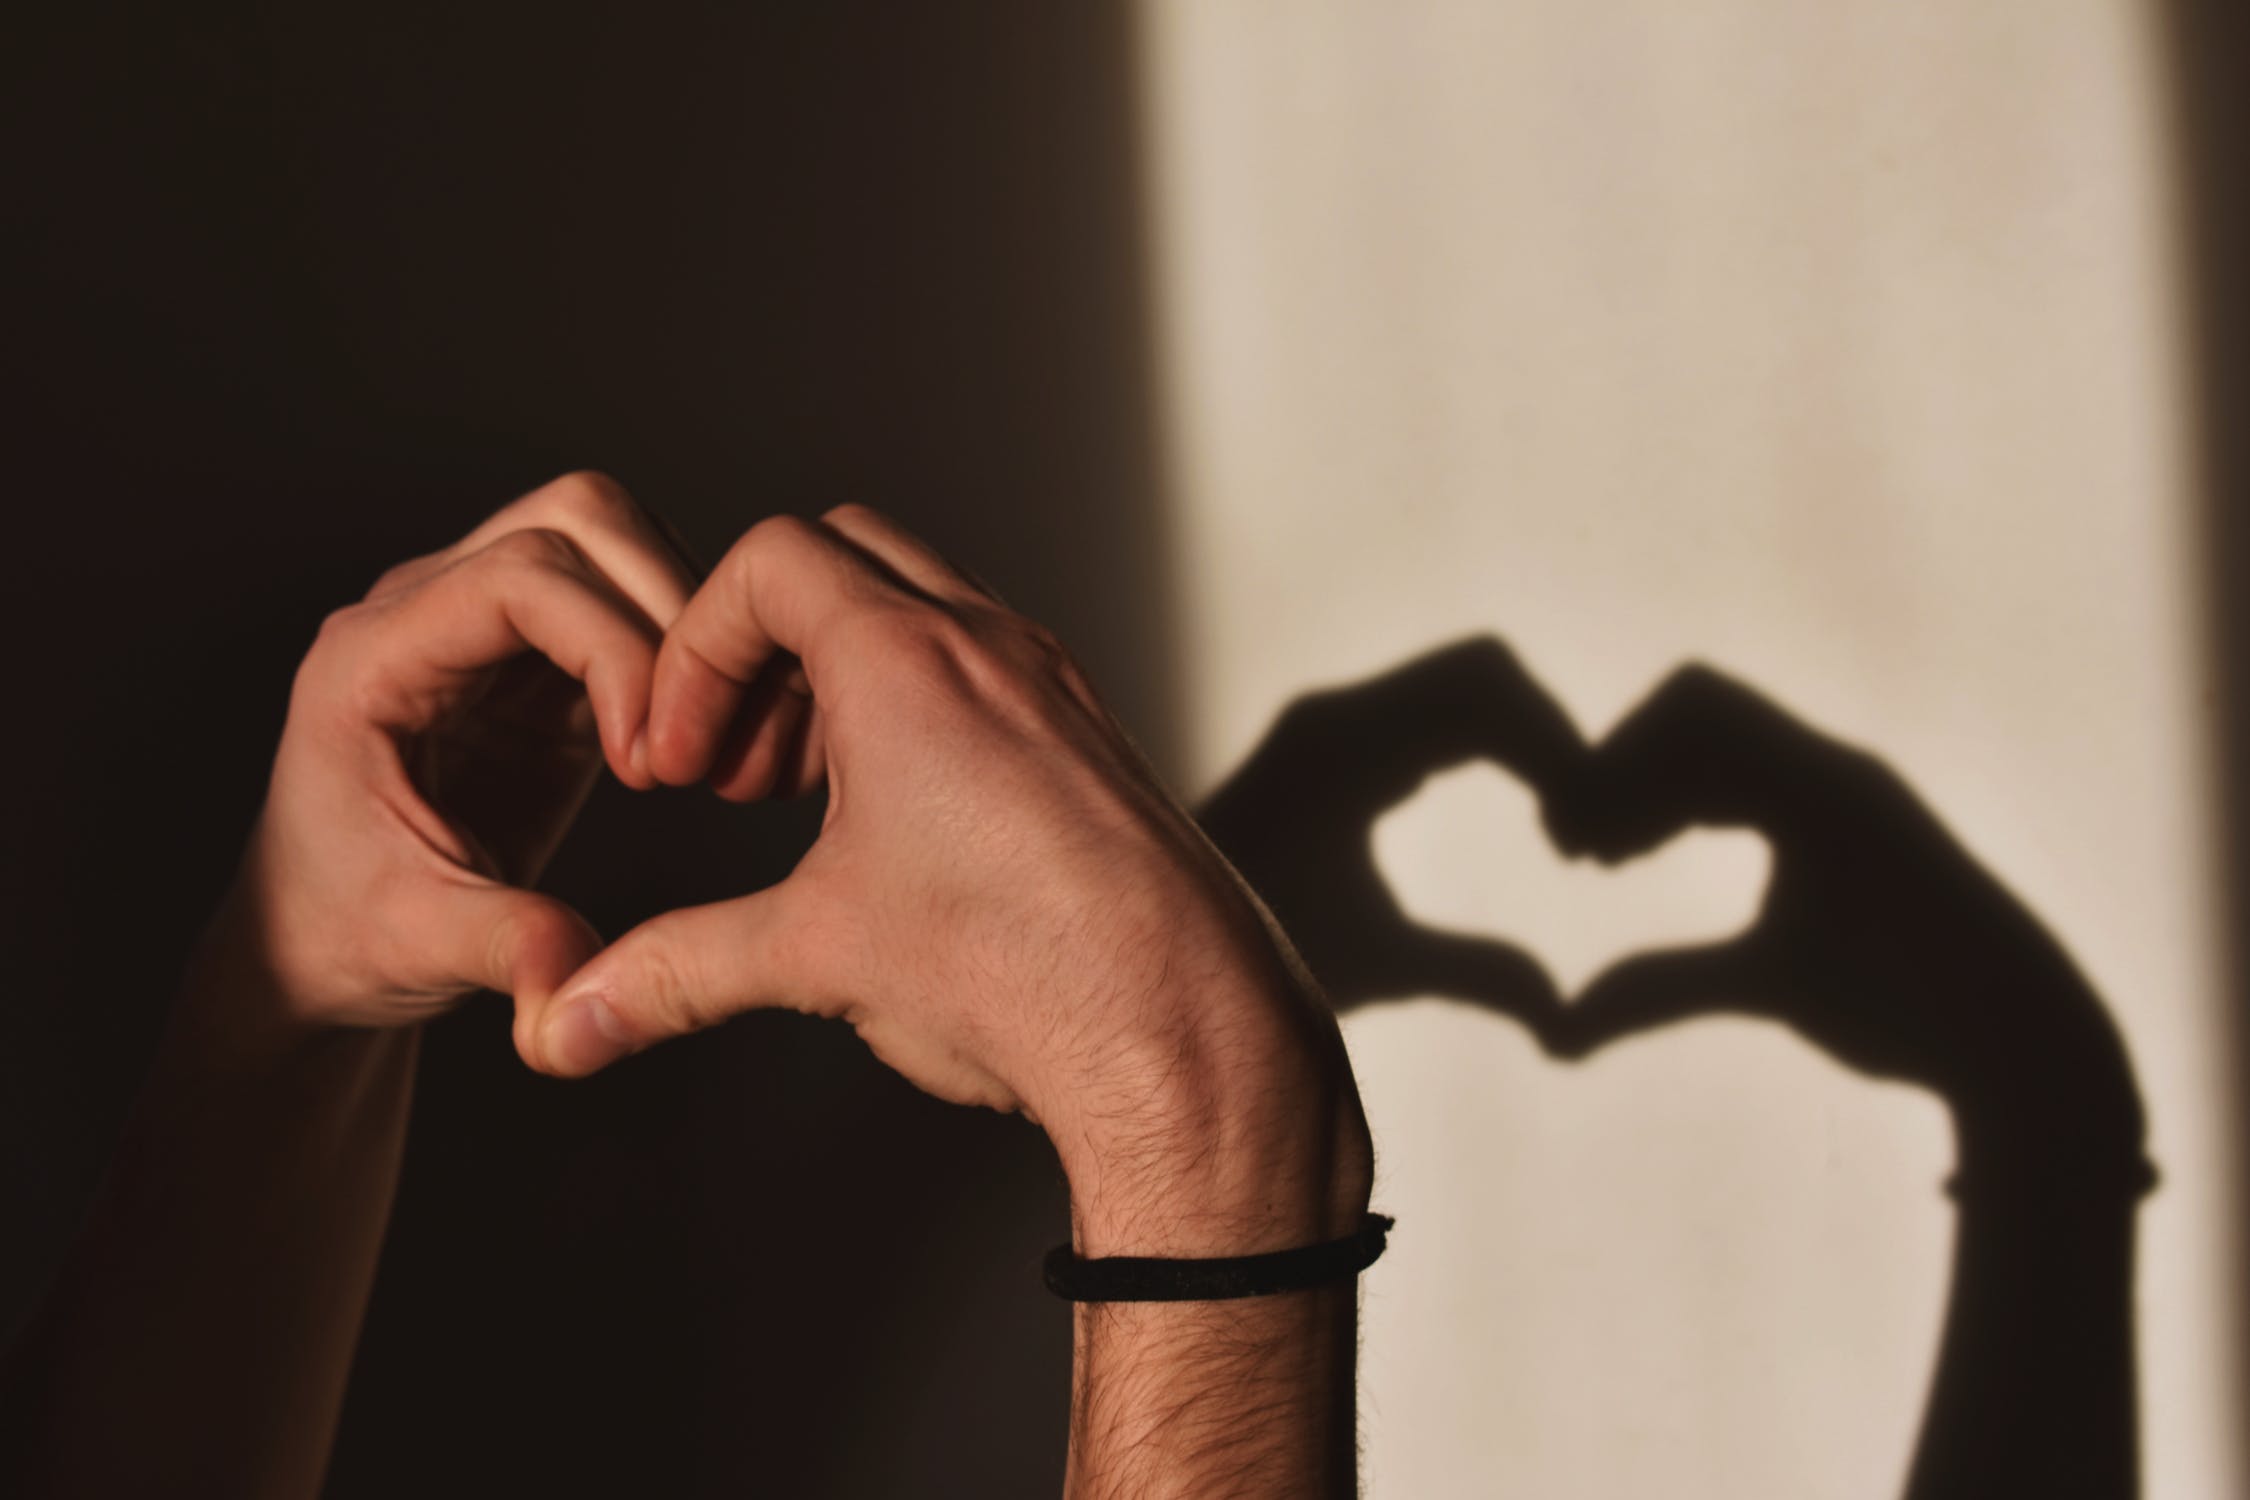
[216,472,698,1053]
[1544,664,2144,1168]
[524,506,1372,1252]
[1198,636,1578,1023]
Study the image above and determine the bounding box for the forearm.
[1067,1274,1362,1499]
[0,894,419,1499]
[1059,1033,1374,1500]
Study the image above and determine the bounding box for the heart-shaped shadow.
[1369,758,1769,997]
[1198,636,2152,1499]
[1201,639,2144,1113]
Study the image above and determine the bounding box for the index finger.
[370,471,703,633]
[644,514,899,786]
[357,527,665,784]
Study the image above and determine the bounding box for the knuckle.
[725,513,819,593]
[859,601,965,678]
[742,511,821,561]
[288,607,362,715]
[949,602,1060,669]
[1008,616,1071,671]
[819,500,886,530]
[948,611,1078,717]
[820,606,989,721]
[483,524,585,576]
[364,559,424,601]
[544,468,634,520]
[295,603,373,701]
[1011,618,1101,705]
[311,600,369,651]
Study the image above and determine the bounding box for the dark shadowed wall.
[1,5,1172,1494]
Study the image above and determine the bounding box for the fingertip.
[603,721,655,791]
[539,991,637,1077]
[708,767,771,803]
[511,1005,558,1075]
[645,710,707,787]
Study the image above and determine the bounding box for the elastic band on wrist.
[1043,1213,1394,1303]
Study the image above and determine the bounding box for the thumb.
[523,883,823,1078]
[406,877,604,1010]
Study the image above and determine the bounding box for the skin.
[0,476,1374,1499]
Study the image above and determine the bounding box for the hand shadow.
[1199,640,2153,1500]
[1198,637,1583,1029]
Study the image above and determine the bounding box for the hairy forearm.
[0,897,418,1499]
[1067,1279,1362,1499]
[1059,1028,1373,1500]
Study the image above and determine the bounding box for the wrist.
[130,896,422,1170]
[1054,1009,1374,1258]
[169,876,367,1082]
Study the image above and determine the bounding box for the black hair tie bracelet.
[1043,1213,1395,1303]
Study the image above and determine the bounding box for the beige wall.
[1133,2,2237,1495]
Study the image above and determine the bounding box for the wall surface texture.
[1136,2,2239,1496]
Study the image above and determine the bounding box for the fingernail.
[628,726,650,785]
[543,992,633,1075]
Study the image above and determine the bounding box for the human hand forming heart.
[74,477,1380,1500]
[205,472,697,1055]
[513,501,1371,1256]
[210,477,1370,1261]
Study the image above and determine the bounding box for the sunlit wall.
[1132,2,2236,1495]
